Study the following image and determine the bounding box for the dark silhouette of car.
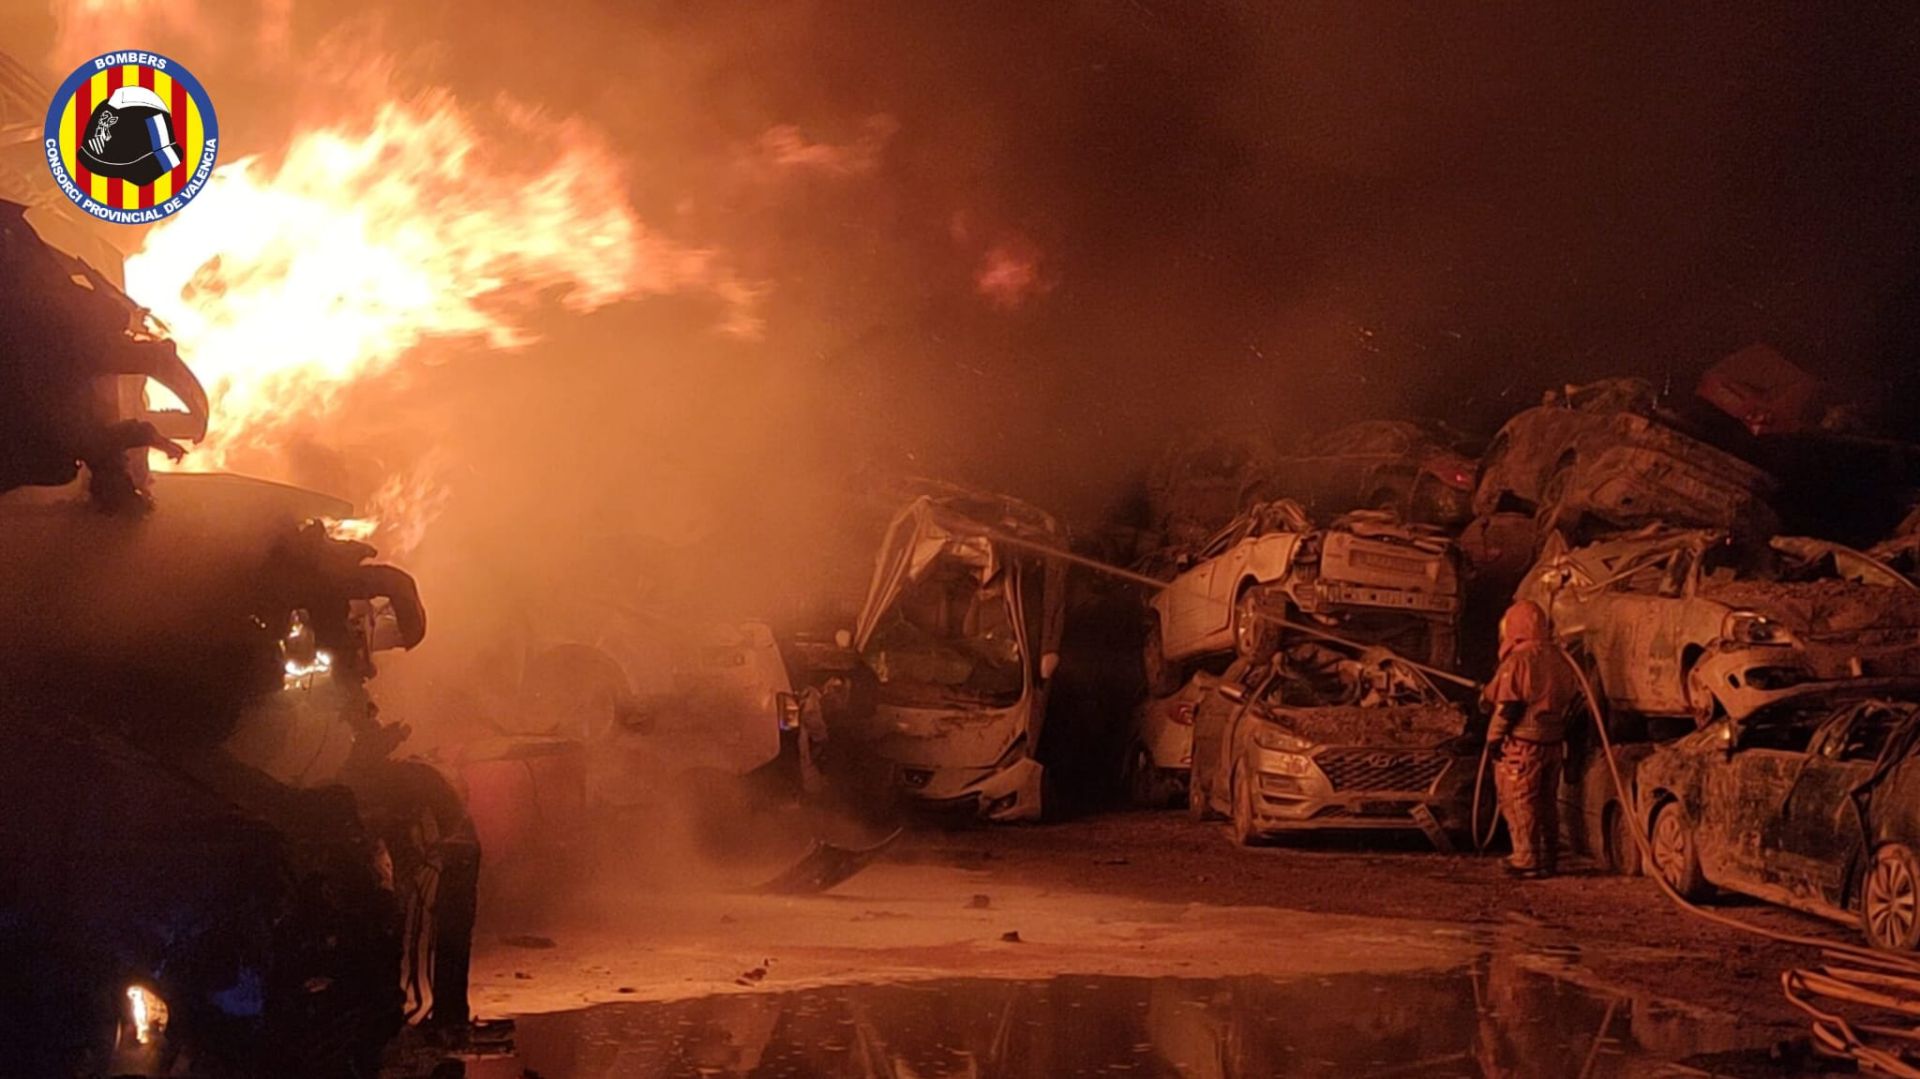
[1269,420,1479,526]
[1636,682,1920,950]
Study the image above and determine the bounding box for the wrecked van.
[850,490,1067,821]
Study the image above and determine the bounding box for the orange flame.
[128,90,759,510]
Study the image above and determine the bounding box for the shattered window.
[863,565,1025,708]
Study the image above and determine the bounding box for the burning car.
[1268,420,1479,526]
[1473,377,1776,537]
[1635,681,1920,950]
[1197,645,1480,848]
[1518,528,1920,725]
[847,488,1066,821]
[1143,501,1461,695]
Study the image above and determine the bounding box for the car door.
[1161,518,1252,657]
[1762,704,1890,910]
[1582,547,1689,713]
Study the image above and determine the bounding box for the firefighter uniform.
[1483,600,1579,877]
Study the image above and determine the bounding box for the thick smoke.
[17,1,1920,746]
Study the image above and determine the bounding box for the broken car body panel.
[852,491,1067,821]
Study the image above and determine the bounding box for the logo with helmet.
[42,50,218,224]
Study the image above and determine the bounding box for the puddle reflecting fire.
[461,960,1768,1078]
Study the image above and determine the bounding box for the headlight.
[1722,611,1797,647]
[126,985,168,1047]
[1261,751,1316,777]
[1251,723,1313,754]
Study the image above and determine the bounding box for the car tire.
[1862,844,1920,951]
[1232,587,1279,663]
[1650,801,1709,901]
[1231,769,1261,847]
[1605,803,1642,877]
[1144,620,1181,697]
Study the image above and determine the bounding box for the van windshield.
[864,565,1025,708]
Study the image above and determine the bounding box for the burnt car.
[1517,528,1920,725]
[1635,681,1920,950]
[1268,420,1479,527]
[1198,645,1480,848]
[845,488,1067,821]
[1144,501,1461,694]
[1473,377,1776,537]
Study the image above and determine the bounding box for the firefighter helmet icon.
[80,86,182,186]
[43,50,219,223]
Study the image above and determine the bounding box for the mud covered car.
[1519,528,1920,724]
[848,488,1067,821]
[1144,501,1460,694]
[1268,420,1478,527]
[1143,430,1279,550]
[1635,682,1920,950]
[1474,378,1777,537]
[1200,647,1479,847]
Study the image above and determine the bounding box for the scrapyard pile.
[0,207,476,1074]
[1118,346,1920,959]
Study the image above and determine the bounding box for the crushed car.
[1268,420,1478,527]
[1473,377,1777,538]
[1143,500,1461,694]
[846,487,1067,821]
[1194,643,1480,848]
[1635,680,1920,950]
[1518,527,1920,726]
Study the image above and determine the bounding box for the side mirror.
[1038,652,1061,681]
[834,628,853,649]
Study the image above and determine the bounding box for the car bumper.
[895,756,1045,822]
[1241,746,1471,834]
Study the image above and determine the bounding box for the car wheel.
[1650,801,1709,901]
[1605,803,1642,877]
[1232,587,1279,663]
[1231,769,1261,847]
[1144,620,1181,696]
[1862,844,1920,951]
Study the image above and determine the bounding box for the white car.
[1144,502,1460,693]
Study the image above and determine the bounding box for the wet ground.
[438,812,1855,1077]
[467,969,1756,1078]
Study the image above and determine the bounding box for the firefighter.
[1483,599,1578,879]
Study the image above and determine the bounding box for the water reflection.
[469,957,1756,1078]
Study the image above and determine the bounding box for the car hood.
[1265,703,1470,750]
[1701,579,1920,642]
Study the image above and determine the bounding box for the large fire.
[127,90,757,549]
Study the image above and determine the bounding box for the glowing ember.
[127,91,758,475]
[125,985,167,1046]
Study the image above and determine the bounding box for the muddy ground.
[467,809,1844,1068]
